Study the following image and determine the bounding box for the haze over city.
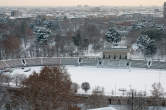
[0,0,165,6]
[1,0,166,110]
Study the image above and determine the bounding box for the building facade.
[103,47,128,60]
[11,10,22,17]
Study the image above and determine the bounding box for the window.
[114,55,116,60]
[103,55,105,59]
[119,55,122,59]
[125,55,127,59]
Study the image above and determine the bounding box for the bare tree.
[151,82,164,98]
[2,36,21,59]
[3,73,13,86]
[13,74,26,87]
[71,82,80,93]
[0,73,6,85]
[86,86,108,109]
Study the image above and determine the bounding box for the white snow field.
[10,66,42,77]
[9,66,166,96]
[88,107,117,110]
[67,66,166,96]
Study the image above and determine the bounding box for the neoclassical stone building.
[103,37,129,60]
[103,47,128,60]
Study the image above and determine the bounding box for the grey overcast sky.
[0,0,165,6]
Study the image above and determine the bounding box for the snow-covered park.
[9,66,166,96]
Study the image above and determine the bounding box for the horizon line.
[0,5,163,8]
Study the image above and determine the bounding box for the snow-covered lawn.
[67,66,166,96]
[88,105,166,110]
[88,107,117,110]
[10,66,41,77]
[9,66,166,96]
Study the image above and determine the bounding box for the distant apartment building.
[164,2,166,18]
[11,10,22,17]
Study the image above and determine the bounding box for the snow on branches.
[34,27,51,45]
[136,34,157,58]
[105,28,121,45]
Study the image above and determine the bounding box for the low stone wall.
[0,57,165,70]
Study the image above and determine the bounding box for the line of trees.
[0,17,106,59]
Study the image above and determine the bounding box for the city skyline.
[0,0,166,7]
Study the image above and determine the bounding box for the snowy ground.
[88,107,116,110]
[67,66,166,96]
[88,105,166,110]
[9,66,166,96]
[10,66,41,77]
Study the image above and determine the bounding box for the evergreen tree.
[136,35,157,58]
[105,28,121,45]
[81,82,90,93]
[142,29,165,41]
[72,30,82,47]
[35,27,51,45]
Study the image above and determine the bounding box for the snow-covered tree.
[105,28,121,45]
[81,82,90,93]
[142,29,165,41]
[34,27,51,45]
[136,35,157,58]
[151,82,164,98]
